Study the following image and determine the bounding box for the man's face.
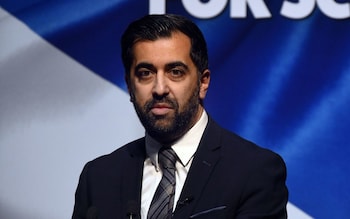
[127,32,210,143]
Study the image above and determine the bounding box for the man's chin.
[150,113,175,125]
[151,122,174,133]
[147,128,180,144]
[146,119,177,136]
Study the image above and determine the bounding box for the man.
[72,14,288,219]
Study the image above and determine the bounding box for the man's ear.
[199,69,210,100]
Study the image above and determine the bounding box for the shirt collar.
[145,110,208,171]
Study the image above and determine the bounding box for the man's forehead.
[132,36,192,66]
[132,32,191,50]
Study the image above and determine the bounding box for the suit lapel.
[120,138,146,219]
[174,118,222,218]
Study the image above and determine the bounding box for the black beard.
[132,88,200,144]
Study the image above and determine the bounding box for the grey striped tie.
[147,147,177,219]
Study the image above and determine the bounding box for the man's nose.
[152,73,169,97]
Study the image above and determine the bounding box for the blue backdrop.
[1,1,349,218]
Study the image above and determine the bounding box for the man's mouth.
[150,103,173,115]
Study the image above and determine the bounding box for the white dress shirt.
[140,110,209,219]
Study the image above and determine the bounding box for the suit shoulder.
[85,137,145,169]
[215,123,285,165]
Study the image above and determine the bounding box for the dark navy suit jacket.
[72,118,288,218]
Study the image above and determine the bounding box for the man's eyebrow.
[165,61,189,70]
[135,61,189,72]
[134,62,155,72]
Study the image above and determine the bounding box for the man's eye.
[169,69,185,78]
[136,70,152,78]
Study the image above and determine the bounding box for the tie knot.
[158,147,177,170]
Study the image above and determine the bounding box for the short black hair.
[121,14,208,79]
